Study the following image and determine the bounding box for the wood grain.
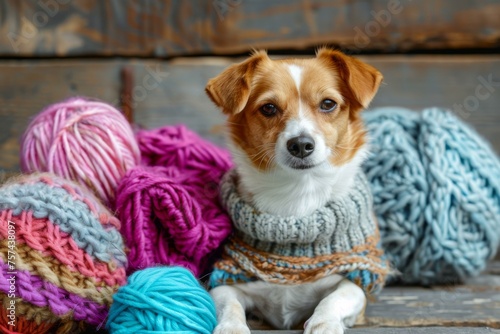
[0,0,499,57]
[0,59,122,171]
[1,55,499,173]
[365,287,500,328]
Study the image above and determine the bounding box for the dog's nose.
[287,135,315,159]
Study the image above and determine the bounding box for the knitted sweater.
[210,170,391,295]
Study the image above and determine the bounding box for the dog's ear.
[317,48,383,109]
[205,50,269,114]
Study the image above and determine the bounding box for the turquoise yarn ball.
[363,107,500,285]
[107,267,217,334]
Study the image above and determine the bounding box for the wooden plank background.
[0,0,499,57]
[1,55,499,172]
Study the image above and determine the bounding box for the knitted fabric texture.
[0,173,127,334]
[115,125,233,276]
[363,107,500,285]
[210,170,390,295]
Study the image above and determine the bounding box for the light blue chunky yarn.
[363,107,500,285]
[107,266,217,334]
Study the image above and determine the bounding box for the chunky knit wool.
[20,97,141,207]
[115,125,233,277]
[210,170,390,295]
[363,107,500,284]
[0,174,127,334]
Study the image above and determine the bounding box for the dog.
[205,48,386,334]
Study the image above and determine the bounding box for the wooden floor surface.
[252,329,500,334]
[253,329,500,334]
[249,263,500,331]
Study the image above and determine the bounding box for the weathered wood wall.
[0,0,499,58]
[1,55,499,172]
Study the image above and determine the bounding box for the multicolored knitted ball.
[20,97,141,206]
[115,125,233,276]
[0,173,127,334]
[363,107,500,284]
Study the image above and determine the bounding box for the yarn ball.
[115,125,233,276]
[0,173,127,334]
[107,266,216,334]
[363,107,500,285]
[20,97,141,206]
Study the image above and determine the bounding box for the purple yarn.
[115,125,234,276]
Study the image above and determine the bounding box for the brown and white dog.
[205,48,383,334]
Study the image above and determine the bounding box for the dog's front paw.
[304,317,344,334]
[213,321,251,334]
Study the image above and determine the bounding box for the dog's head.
[205,48,382,173]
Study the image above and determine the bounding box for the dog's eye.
[260,103,278,117]
[320,99,337,112]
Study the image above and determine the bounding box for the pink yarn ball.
[115,125,233,276]
[20,97,141,206]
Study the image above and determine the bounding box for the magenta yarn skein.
[20,97,141,206]
[115,125,233,276]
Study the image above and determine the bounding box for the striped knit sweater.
[210,169,390,295]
